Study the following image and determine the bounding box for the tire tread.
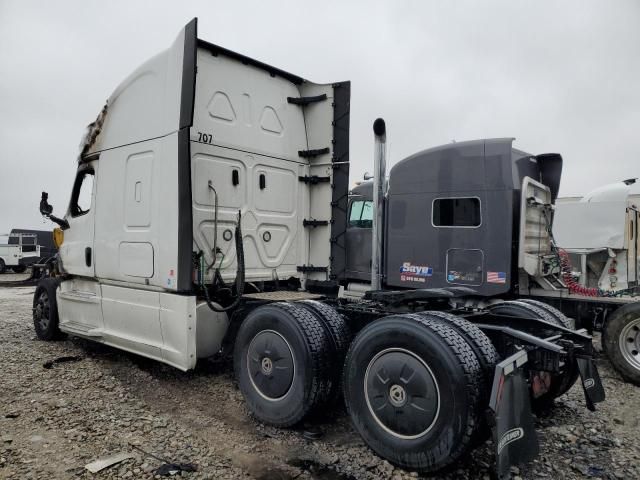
[270,302,333,417]
[296,300,351,403]
[343,313,483,471]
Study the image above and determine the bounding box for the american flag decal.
[487,271,506,284]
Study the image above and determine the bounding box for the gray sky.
[1,0,639,238]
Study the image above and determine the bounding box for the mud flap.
[488,350,539,480]
[576,355,605,411]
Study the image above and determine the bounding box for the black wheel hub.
[34,291,50,331]
[247,330,294,400]
[365,348,439,439]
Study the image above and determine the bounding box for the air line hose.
[203,211,245,312]
[542,205,634,297]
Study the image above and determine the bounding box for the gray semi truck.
[345,143,640,387]
[33,18,603,478]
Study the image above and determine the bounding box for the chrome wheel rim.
[619,318,640,372]
[364,347,440,440]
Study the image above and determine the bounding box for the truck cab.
[344,138,563,296]
[38,18,350,371]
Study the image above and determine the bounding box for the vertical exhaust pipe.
[371,118,387,291]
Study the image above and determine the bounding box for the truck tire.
[602,303,640,386]
[417,311,499,381]
[234,302,332,427]
[343,314,482,472]
[0,259,6,274]
[12,265,27,274]
[296,300,351,403]
[488,301,579,406]
[416,311,498,444]
[519,298,575,329]
[33,278,63,341]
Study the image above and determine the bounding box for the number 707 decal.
[197,132,213,144]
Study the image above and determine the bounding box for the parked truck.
[346,166,640,387]
[0,232,40,273]
[33,19,604,478]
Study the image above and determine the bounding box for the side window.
[70,169,95,217]
[432,197,481,228]
[349,200,373,228]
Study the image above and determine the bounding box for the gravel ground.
[0,282,639,480]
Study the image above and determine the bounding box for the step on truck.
[34,18,604,478]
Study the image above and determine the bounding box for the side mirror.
[40,191,53,216]
[40,191,69,230]
[363,172,373,181]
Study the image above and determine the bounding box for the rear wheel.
[489,300,579,406]
[603,303,640,386]
[519,298,574,329]
[296,300,351,403]
[234,302,332,427]
[12,265,27,274]
[33,278,63,340]
[0,259,6,274]
[343,314,482,472]
[416,311,498,443]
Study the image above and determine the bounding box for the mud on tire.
[343,314,482,472]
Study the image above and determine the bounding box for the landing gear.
[603,302,640,386]
[343,314,483,472]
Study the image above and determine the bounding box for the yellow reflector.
[53,228,64,248]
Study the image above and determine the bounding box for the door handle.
[85,247,92,267]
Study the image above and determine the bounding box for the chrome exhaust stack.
[371,118,387,291]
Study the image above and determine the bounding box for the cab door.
[57,161,105,335]
[60,163,97,277]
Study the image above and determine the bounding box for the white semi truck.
[34,19,604,477]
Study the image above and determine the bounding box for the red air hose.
[557,249,603,297]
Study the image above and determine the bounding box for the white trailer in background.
[0,233,40,273]
[554,180,640,292]
[527,179,640,384]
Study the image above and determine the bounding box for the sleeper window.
[349,200,373,228]
[432,197,481,227]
